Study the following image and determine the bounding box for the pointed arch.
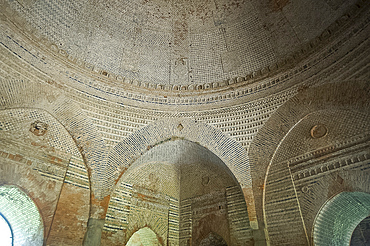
[248,81,370,244]
[107,117,256,225]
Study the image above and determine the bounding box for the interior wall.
[0,1,368,245]
[248,81,370,245]
[313,192,370,246]
[46,156,90,245]
[0,108,90,245]
[350,216,370,246]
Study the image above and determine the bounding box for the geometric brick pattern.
[3,0,363,89]
[0,1,369,245]
[0,106,90,245]
[105,139,251,245]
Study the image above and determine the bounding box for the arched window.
[0,213,13,245]
[0,185,43,246]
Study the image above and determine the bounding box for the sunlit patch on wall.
[126,227,161,246]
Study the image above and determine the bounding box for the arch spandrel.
[0,106,91,245]
[249,81,370,218]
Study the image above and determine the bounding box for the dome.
[2,0,358,88]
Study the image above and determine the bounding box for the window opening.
[0,213,13,246]
[0,185,43,245]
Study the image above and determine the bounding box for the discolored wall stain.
[271,0,290,11]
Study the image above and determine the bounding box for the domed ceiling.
[4,0,357,87]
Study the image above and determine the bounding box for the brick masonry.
[0,0,369,245]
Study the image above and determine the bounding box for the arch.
[0,185,44,246]
[107,117,256,225]
[262,107,370,243]
[126,227,161,246]
[249,80,370,227]
[313,192,370,246]
[108,118,251,188]
[0,79,108,198]
[104,139,251,245]
[0,213,13,246]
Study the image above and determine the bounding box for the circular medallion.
[310,124,328,139]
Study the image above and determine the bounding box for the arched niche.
[313,192,370,246]
[126,227,161,246]
[103,139,252,246]
[106,117,254,206]
[262,108,370,244]
[0,185,44,246]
